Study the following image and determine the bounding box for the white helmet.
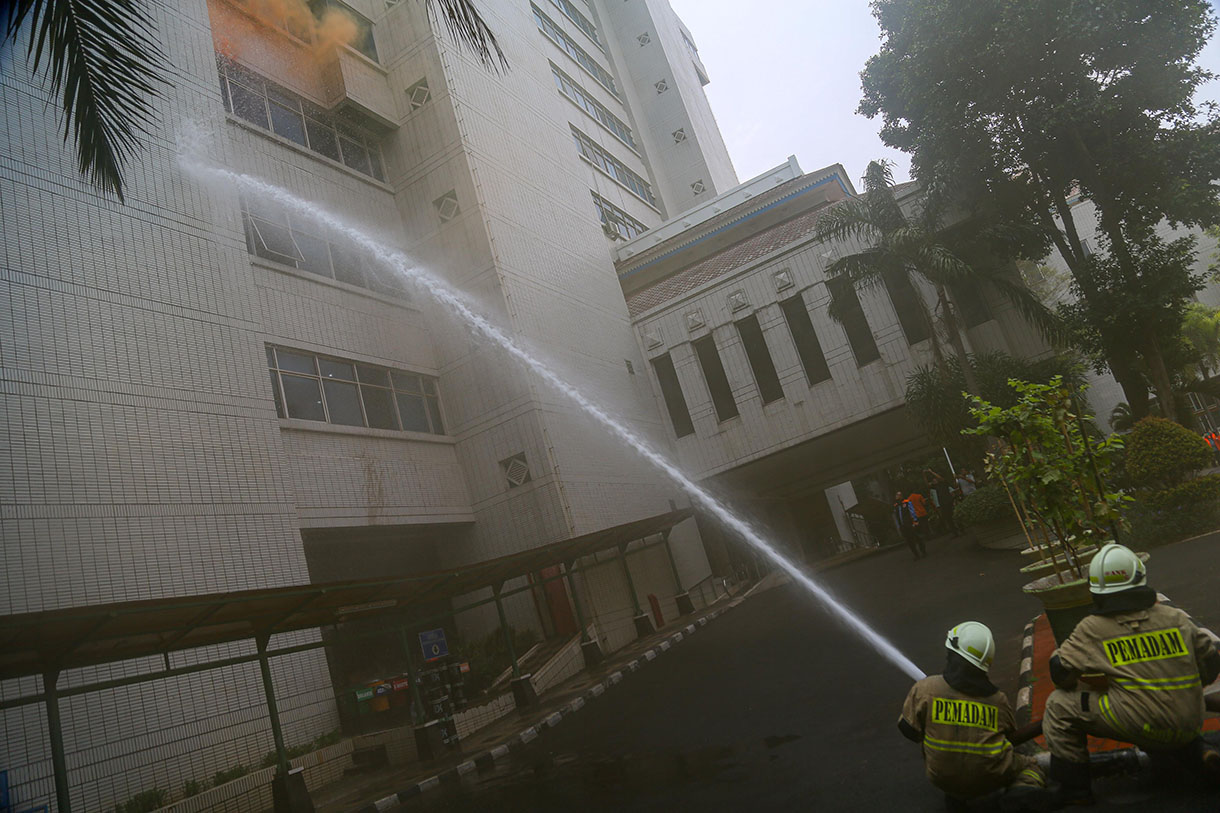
[946,621,996,672]
[1088,543,1146,595]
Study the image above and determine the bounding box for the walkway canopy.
[0,508,692,683]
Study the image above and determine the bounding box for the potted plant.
[965,377,1130,642]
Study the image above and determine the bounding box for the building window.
[592,191,648,240]
[882,269,931,345]
[241,198,409,299]
[548,0,601,49]
[779,294,831,385]
[826,277,882,366]
[551,63,636,150]
[309,0,378,62]
[218,57,385,181]
[433,190,460,223]
[267,346,444,434]
[735,315,784,405]
[950,280,993,327]
[406,78,431,110]
[693,336,739,422]
[532,4,618,98]
[572,126,656,206]
[651,353,694,438]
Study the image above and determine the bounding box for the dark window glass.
[276,351,316,375]
[306,118,341,161]
[392,371,422,393]
[228,81,269,129]
[693,336,739,422]
[318,359,354,380]
[322,379,364,425]
[651,353,694,438]
[339,137,372,175]
[735,315,784,404]
[951,281,992,327]
[281,375,326,421]
[826,278,881,366]
[269,101,307,146]
[361,386,398,430]
[368,149,385,182]
[779,295,831,385]
[425,397,444,434]
[250,216,301,266]
[356,364,389,387]
[269,371,285,418]
[329,243,367,288]
[293,230,333,277]
[396,392,430,432]
[883,269,931,345]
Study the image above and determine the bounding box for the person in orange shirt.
[908,491,931,547]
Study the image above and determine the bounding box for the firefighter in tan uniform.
[900,621,1049,811]
[1044,543,1220,804]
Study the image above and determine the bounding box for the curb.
[1013,593,1220,729]
[353,608,736,811]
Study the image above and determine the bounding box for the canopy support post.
[45,669,71,813]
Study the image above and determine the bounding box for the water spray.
[181,155,926,682]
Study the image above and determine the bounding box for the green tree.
[812,160,1057,395]
[859,0,1220,424]
[1181,302,1220,381]
[2,0,504,202]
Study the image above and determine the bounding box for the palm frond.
[4,0,168,202]
[983,271,1071,346]
[811,198,881,245]
[826,250,895,293]
[426,0,507,73]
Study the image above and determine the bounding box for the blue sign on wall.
[419,628,449,661]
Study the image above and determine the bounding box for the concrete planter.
[1019,546,1101,578]
[1023,574,1092,645]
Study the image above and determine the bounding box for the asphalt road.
[395,533,1219,811]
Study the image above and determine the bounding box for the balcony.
[320,47,397,130]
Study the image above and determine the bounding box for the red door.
[539,566,578,638]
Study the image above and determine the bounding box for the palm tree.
[1181,302,1220,382]
[2,0,504,202]
[812,160,1060,395]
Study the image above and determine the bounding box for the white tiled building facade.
[1,0,734,808]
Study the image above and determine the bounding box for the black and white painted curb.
[1014,593,1220,729]
[355,603,746,811]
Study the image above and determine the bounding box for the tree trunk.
[936,284,980,395]
[1142,329,1180,423]
[1110,360,1151,420]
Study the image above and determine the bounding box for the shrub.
[953,485,1017,528]
[1124,491,1220,549]
[182,779,207,798]
[1126,417,1213,487]
[114,789,166,813]
[212,765,248,786]
[1137,473,1220,513]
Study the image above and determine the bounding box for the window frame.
[826,277,882,367]
[532,4,618,98]
[267,346,445,435]
[548,0,601,50]
[591,191,648,240]
[218,56,386,182]
[551,63,636,151]
[571,126,656,207]
[734,314,785,405]
[779,294,832,386]
[651,352,695,438]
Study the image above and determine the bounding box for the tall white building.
[0,1,738,809]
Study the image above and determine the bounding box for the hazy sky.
[669,0,1220,189]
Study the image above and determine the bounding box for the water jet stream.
[183,157,926,682]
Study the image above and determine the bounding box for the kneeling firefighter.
[1044,542,1220,804]
[899,621,1048,811]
